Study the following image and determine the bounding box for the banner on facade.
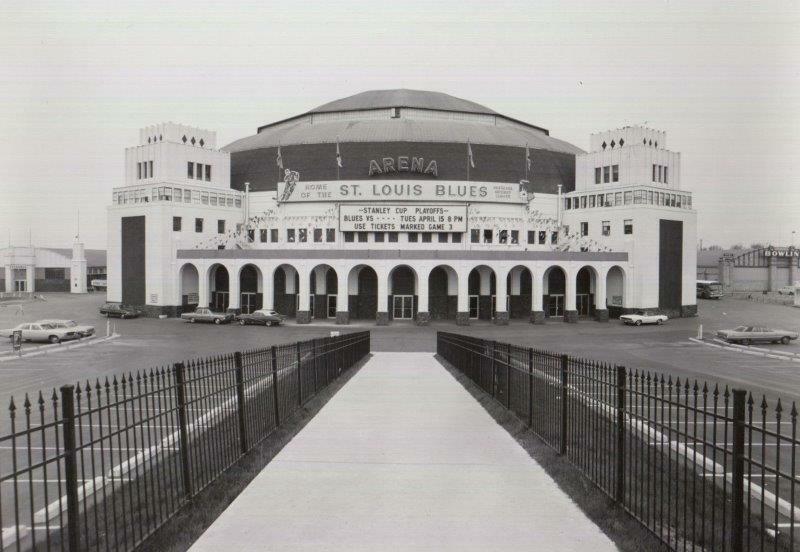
[339,205,467,232]
[277,180,524,204]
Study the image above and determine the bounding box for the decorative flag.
[336,140,343,168]
[525,144,531,171]
[467,141,475,169]
[276,145,283,169]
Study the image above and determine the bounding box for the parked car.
[99,303,143,319]
[777,285,796,296]
[619,310,669,326]
[36,319,95,337]
[3,323,79,344]
[235,309,287,326]
[180,307,233,324]
[717,326,799,345]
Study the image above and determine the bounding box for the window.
[188,162,194,179]
[499,229,508,244]
[539,230,546,244]
[438,233,448,243]
[612,164,619,182]
[388,232,398,242]
[287,229,296,242]
[326,228,335,242]
[451,232,462,243]
[205,165,211,182]
[313,228,323,242]
[149,161,153,179]
[173,216,182,231]
[528,230,536,244]
[652,164,657,182]
[614,192,622,205]
[580,222,588,236]
[551,231,558,244]
[595,167,601,184]
[195,218,203,233]
[298,229,308,242]
[217,220,225,234]
[634,190,644,204]
[247,229,255,242]
[260,229,267,242]
[658,165,662,183]
[624,219,633,235]
[271,228,278,242]
[137,162,142,179]
[44,268,65,280]
[647,190,653,204]
[624,191,632,205]
[580,196,587,209]
[663,166,668,183]
[510,230,519,244]
[603,166,610,183]
[589,195,596,208]
[357,232,367,243]
[174,188,182,202]
[471,229,480,243]
[602,221,610,236]
[201,192,209,205]
[374,232,385,242]
[408,232,419,243]
[605,193,613,207]
[483,229,493,244]
[344,231,354,243]
[565,198,571,210]
[210,194,219,206]
[421,233,432,243]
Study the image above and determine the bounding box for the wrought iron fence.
[0,331,370,551]
[437,331,799,552]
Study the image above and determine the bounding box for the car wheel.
[239,319,246,326]
[743,339,751,346]
[781,336,791,345]
[214,318,221,325]
[657,319,663,325]
[189,318,195,323]
[635,320,642,326]
[48,335,60,344]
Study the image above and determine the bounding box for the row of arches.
[178,261,626,324]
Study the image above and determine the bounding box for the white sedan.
[619,310,668,326]
[36,319,95,337]
[3,323,80,343]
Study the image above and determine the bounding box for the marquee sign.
[277,180,524,204]
[764,247,799,258]
[339,205,467,232]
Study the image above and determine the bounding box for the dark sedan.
[235,309,287,326]
[99,303,143,319]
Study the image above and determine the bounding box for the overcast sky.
[1,0,798,250]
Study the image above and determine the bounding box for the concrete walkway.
[191,352,617,551]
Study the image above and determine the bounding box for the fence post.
[60,385,80,552]
[559,354,568,456]
[506,343,511,409]
[313,339,319,393]
[296,342,303,406]
[173,362,193,499]
[490,341,497,398]
[233,352,248,454]
[527,348,533,427]
[615,365,626,503]
[731,389,747,552]
[271,346,281,426]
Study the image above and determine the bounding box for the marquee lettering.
[368,156,437,177]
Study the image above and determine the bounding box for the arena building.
[106,89,697,324]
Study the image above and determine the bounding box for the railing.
[0,331,370,551]
[437,331,799,552]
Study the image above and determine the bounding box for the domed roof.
[309,89,500,116]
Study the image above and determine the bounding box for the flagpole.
[466,140,470,182]
[525,143,528,181]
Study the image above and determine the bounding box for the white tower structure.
[71,237,88,293]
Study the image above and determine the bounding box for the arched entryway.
[310,264,338,319]
[606,266,626,318]
[347,265,378,320]
[239,264,263,314]
[575,266,598,318]
[428,265,458,320]
[273,264,299,318]
[178,263,199,313]
[507,265,532,320]
[467,265,496,320]
[389,265,418,320]
[208,264,230,312]
[543,266,567,318]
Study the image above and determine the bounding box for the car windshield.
[39,324,55,329]
[635,310,646,315]
[732,326,747,331]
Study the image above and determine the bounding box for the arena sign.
[339,205,467,232]
[277,180,524,204]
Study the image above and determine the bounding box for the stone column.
[336,270,349,325]
[197,265,210,308]
[262,265,275,311]
[494,269,509,325]
[26,265,35,293]
[296,268,312,324]
[767,254,777,292]
[594,271,609,322]
[415,269,430,326]
[530,272,545,324]
[789,256,798,288]
[227,265,241,313]
[4,265,12,293]
[456,268,470,325]
[376,268,389,325]
[564,270,578,323]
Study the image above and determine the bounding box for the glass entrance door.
[576,294,591,317]
[548,294,564,317]
[214,291,229,312]
[327,295,337,318]
[241,292,256,314]
[468,295,479,319]
[393,295,413,320]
